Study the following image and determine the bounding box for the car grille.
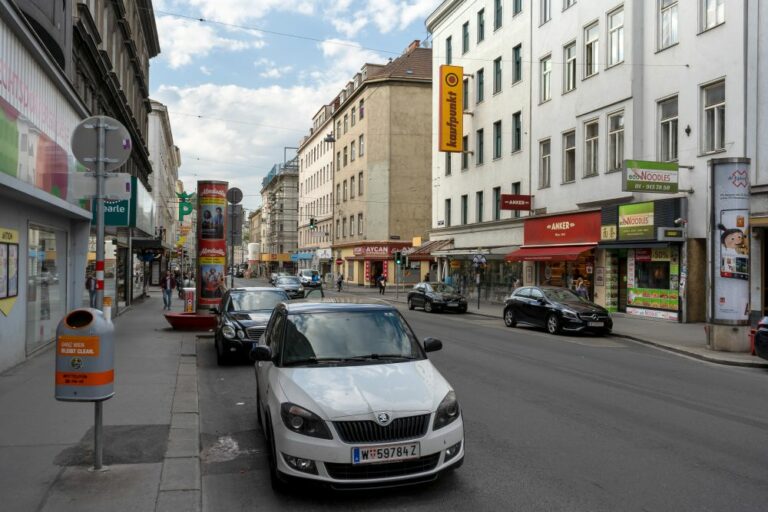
[333,414,430,444]
[324,453,440,480]
[577,313,610,322]
[245,327,265,340]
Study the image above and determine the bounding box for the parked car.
[213,287,289,365]
[407,282,468,313]
[270,272,290,285]
[754,317,768,361]
[252,300,464,491]
[503,286,612,335]
[297,269,321,287]
[274,276,304,299]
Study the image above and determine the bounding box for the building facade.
[260,160,299,274]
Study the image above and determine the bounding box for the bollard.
[183,288,195,313]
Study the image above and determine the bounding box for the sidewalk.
[0,289,202,512]
[334,282,768,368]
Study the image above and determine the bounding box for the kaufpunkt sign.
[622,160,679,193]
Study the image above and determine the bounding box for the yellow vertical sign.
[438,65,464,153]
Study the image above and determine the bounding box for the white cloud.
[184,0,316,24]
[199,65,212,75]
[156,15,264,68]
[316,39,386,85]
[326,0,441,36]
[331,15,369,38]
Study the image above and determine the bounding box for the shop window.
[26,225,68,353]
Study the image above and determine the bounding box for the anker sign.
[501,194,532,211]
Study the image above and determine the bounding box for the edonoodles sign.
[618,202,655,241]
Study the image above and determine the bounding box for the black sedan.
[273,276,305,299]
[213,287,289,365]
[503,286,612,335]
[407,282,468,313]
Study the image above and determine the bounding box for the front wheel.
[267,418,287,493]
[503,308,516,327]
[424,300,433,313]
[215,337,228,366]
[408,298,415,310]
[546,313,560,335]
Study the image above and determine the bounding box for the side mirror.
[250,345,272,362]
[537,297,547,305]
[423,337,443,353]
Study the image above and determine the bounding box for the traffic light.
[309,217,317,230]
[394,251,402,265]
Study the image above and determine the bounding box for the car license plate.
[446,303,458,307]
[588,321,604,327]
[352,442,420,464]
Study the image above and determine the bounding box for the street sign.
[472,254,487,265]
[226,187,243,204]
[335,258,344,265]
[71,116,132,172]
[501,194,532,211]
[622,160,679,194]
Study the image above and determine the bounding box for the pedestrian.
[424,271,430,282]
[85,272,97,308]
[160,270,177,311]
[378,274,386,295]
[336,273,344,292]
[576,278,589,301]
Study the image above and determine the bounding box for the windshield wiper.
[353,354,417,361]
[282,357,344,367]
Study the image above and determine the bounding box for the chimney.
[406,40,420,54]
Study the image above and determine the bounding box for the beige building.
[331,41,432,287]
[260,160,299,273]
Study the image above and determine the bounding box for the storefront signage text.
[523,211,601,246]
[352,245,409,257]
[618,202,655,240]
[622,160,679,194]
[501,194,532,211]
[600,225,617,241]
[438,65,464,153]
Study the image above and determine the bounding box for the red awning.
[505,245,595,262]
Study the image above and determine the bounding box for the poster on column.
[710,160,750,322]
[197,181,228,309]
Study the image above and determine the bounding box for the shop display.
[626,247,680,313]
[603,253,619,312]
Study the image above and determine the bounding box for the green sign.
[619,202,655,240]
[623,160,678,193]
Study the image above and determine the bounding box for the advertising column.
[708,158,750,351]
[197,181,228,311]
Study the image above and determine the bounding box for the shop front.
[315,248,332,281]
[596,198,689,322]
[337,243,412,287]
[261,253,293,275]
[506,211,602,300]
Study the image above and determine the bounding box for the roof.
[409,239,453,259]
[283,300,396,314]
[230,287,285,293]
[369,47,432,82]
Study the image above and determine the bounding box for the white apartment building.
[428,1,765,350]
[297,105,335,277]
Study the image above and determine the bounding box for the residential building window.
[564,42,577,92]
[513,44,522,83]
[344,114,348,133]
[514,0,522,15]
[493,186,501,220]
[359,135,364,156]
[350,176,355,198]
[350,216,354,237]
[585,23,599,77]
[343,180,348,201]
[477,68,485,103]
[493,120,502,159]
[445,198,452,227]
[351,107,356,126]
[462,136,469,169]
[462,22,470,54]
[336,220,340,238]
[494,0,502,30]
[343,146,348,166]
[359,99,364,118]
[336,121,341,138]
[585,120,599,176]
[476,191,484,223]
[342,218,347,237]
[446,36,453,64]
[493,57,502,94]
[477,9,485,42]
[512,181,521,218]
[659,96,678,161]
[659,0,678,49]
[358,213,363,235]
[541,0,551,24]
[336,184,340,203]
[336,152,341,172]
[608,8,624,67]
[540,55,551,102]
[703,81,725,153]
[461,195,468,224]
[476,129,485,165]
[702,0,725,30]
[350,141,356,161]
[512,111,522,152]
[463,79,469,110]
[564,0,575,9]
[539,139,551,188]
[358,172,364,195]
[563,130,576,182]
[608,112,624,171]
[446,153,452,176]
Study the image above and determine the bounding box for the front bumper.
[560,316,613,332]
[272,413,464,489]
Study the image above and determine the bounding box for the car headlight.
[433,391,460,430]
[222,324,236,339]
[280,403,333,439]
[431,296,444,303]
[561,309,578,319]
[298,286,304,291]
[236,329,245,339]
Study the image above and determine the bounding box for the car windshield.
[281,311,424,366]
[229,291,286,311]
[277,277,301,285]
[543,288,585,303]
[430,283,457,294]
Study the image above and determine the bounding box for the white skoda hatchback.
[252,300,464,491]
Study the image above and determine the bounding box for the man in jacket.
[161,270,177,311]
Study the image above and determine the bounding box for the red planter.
[163,312,217,331]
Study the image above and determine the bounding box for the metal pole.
[396,262,399,300]
[95,120,106,311]
[94,401,103,470]
[230,207,235,289]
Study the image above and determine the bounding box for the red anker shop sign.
[524,211,601,246]
[501,194,532,211]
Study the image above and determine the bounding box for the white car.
[297,268,321,287]
[252,301,464,491]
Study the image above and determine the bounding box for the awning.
[407,239,453,260]
[505,244,595,262]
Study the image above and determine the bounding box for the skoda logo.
[375,412,392,426]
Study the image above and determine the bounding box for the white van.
[297,269,321,287]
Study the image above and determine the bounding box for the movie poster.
[197,181,228,309]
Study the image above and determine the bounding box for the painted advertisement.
[710,160,750,323]
[197,181,227,309]
[438,65,464,153]
[618,202,655,241]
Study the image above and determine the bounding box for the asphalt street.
[197,285,768,512]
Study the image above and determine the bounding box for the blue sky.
[149,0,440,211]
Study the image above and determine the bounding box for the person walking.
[336,273,344,292]
[85,272,97,308]
[378,274,386,295]
[161,270,177,311]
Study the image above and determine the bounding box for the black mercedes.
[407,282,468,313]
[213,287,289,365]
[503,286,612,335]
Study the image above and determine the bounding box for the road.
[197,282,768,511]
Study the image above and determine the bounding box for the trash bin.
[55,308,114,402]
[754,317,768,361]
[183,288,196,313]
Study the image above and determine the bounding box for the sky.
[149,0,442,212]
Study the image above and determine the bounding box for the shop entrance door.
[370,261,384,286]
[618,257,628,311]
